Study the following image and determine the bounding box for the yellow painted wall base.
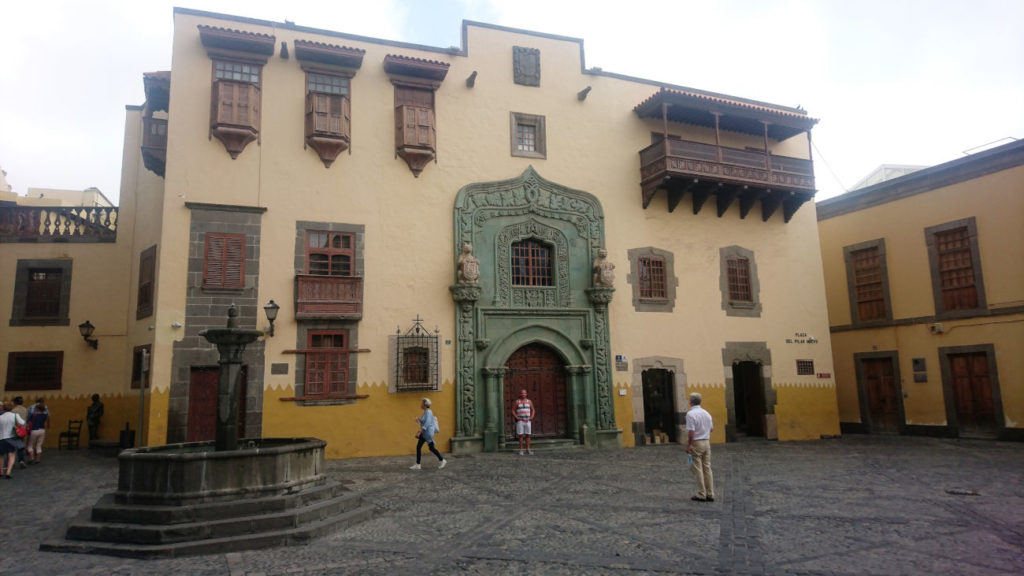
[775,385,841,440]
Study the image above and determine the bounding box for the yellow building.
[817,139,1024,440]
[3,8,841,458]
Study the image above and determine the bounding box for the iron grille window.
[25,269,63,318]
[850,246,886,321]
[396,317,439,392]
[639,257,667,299]
[511,239,553,286]
[307,231,353,276]
[517,124,536,152]
[305,331,349,397]
[796,360,815,376]
[727,257,752,302]
[935,226,977,310]
[203,233,246,288]
[6,352,63,391]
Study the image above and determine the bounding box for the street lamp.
[263,300,280,337]
[78,320,98,349]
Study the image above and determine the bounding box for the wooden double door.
[503,344,569,441]
[862,358,901,434]
[187,366,247,443]
[949,352,996,437]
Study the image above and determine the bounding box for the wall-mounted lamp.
[577,86,592,101]
[263,300,280,337]
[78,320,98,349]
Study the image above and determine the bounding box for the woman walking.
[0,402,26,478]
[410,398,447,470]
[26,398,49,464]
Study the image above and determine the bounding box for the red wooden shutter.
[204,233,245,288]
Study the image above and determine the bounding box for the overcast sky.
[1,0,1022,203]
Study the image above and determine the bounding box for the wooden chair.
[59,420,83,450]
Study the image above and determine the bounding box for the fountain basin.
[115,438,326,506]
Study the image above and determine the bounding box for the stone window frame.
[626,247,678,313]
[510,112,546,159]
[843,238,892,327]
[5,351,63,391]
[719,245,762,318]
[10,259,72,326]
[925,217,987,320]
[387,327,442,394]
[292,221,365,406]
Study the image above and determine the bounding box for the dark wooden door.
[642,369,675,442]
[863,358,900,434]
[187,366,247,442]
[950,352,996,437]
[504,344,568,440]
[733,361,765,437]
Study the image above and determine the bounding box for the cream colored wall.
[152,12,836,453]
[819,162,1024,430]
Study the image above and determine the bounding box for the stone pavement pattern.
[1,436,1021,575]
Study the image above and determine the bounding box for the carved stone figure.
[458,243,481,284]
[592,249,615,287]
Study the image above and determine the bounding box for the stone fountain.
[41,305,373,558]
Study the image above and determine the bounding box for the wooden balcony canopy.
[143,71,170,113]
[635,88,819,223]
[634,88,818,141]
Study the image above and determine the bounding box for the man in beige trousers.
[685,392,715,502]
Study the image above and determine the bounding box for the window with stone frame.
[10,259,72,326]
[137,245,156,319]
[925,217,987,319]
[306,231,353,276]
[511,239,553,286]
[843,239,892,325]
[391,317,440,393]
[305,330,350,398]
[6,351,63,391]
[203,233,246,289]
[510,112,546,159]
[627,247,678,312]
[719,245,762,317]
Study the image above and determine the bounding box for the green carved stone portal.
[450,167,621,453]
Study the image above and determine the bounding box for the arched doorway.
[503,344,569,441]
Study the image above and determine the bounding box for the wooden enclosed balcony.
[141,116,167,177]
[634,87,819,222]
[295,274,362,320]
[640,138,816,222]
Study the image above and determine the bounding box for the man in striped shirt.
[513,389,535,455]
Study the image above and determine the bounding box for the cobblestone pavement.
[1,436,1022,575]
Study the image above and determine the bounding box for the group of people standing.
[0,397,50,478]
[407,389,716,505]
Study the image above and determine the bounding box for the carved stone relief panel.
[513,46,540,87]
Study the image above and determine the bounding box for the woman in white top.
[0,402,27,478]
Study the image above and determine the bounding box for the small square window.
[796,360,814,375]
[511,112,546,159]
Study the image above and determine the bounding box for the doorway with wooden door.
[860,356,902,434]
[188,366,248,443]
[503,344,569,442]
[942,346,1002,438]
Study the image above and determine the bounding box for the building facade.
[3,8,841,458]
[817,139,1024,440]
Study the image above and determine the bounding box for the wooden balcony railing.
[0,206,118,243]
[295,274,363,320]
[639,138,816,222]
[640,138,814,192]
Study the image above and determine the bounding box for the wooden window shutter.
[204,233,246,288]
